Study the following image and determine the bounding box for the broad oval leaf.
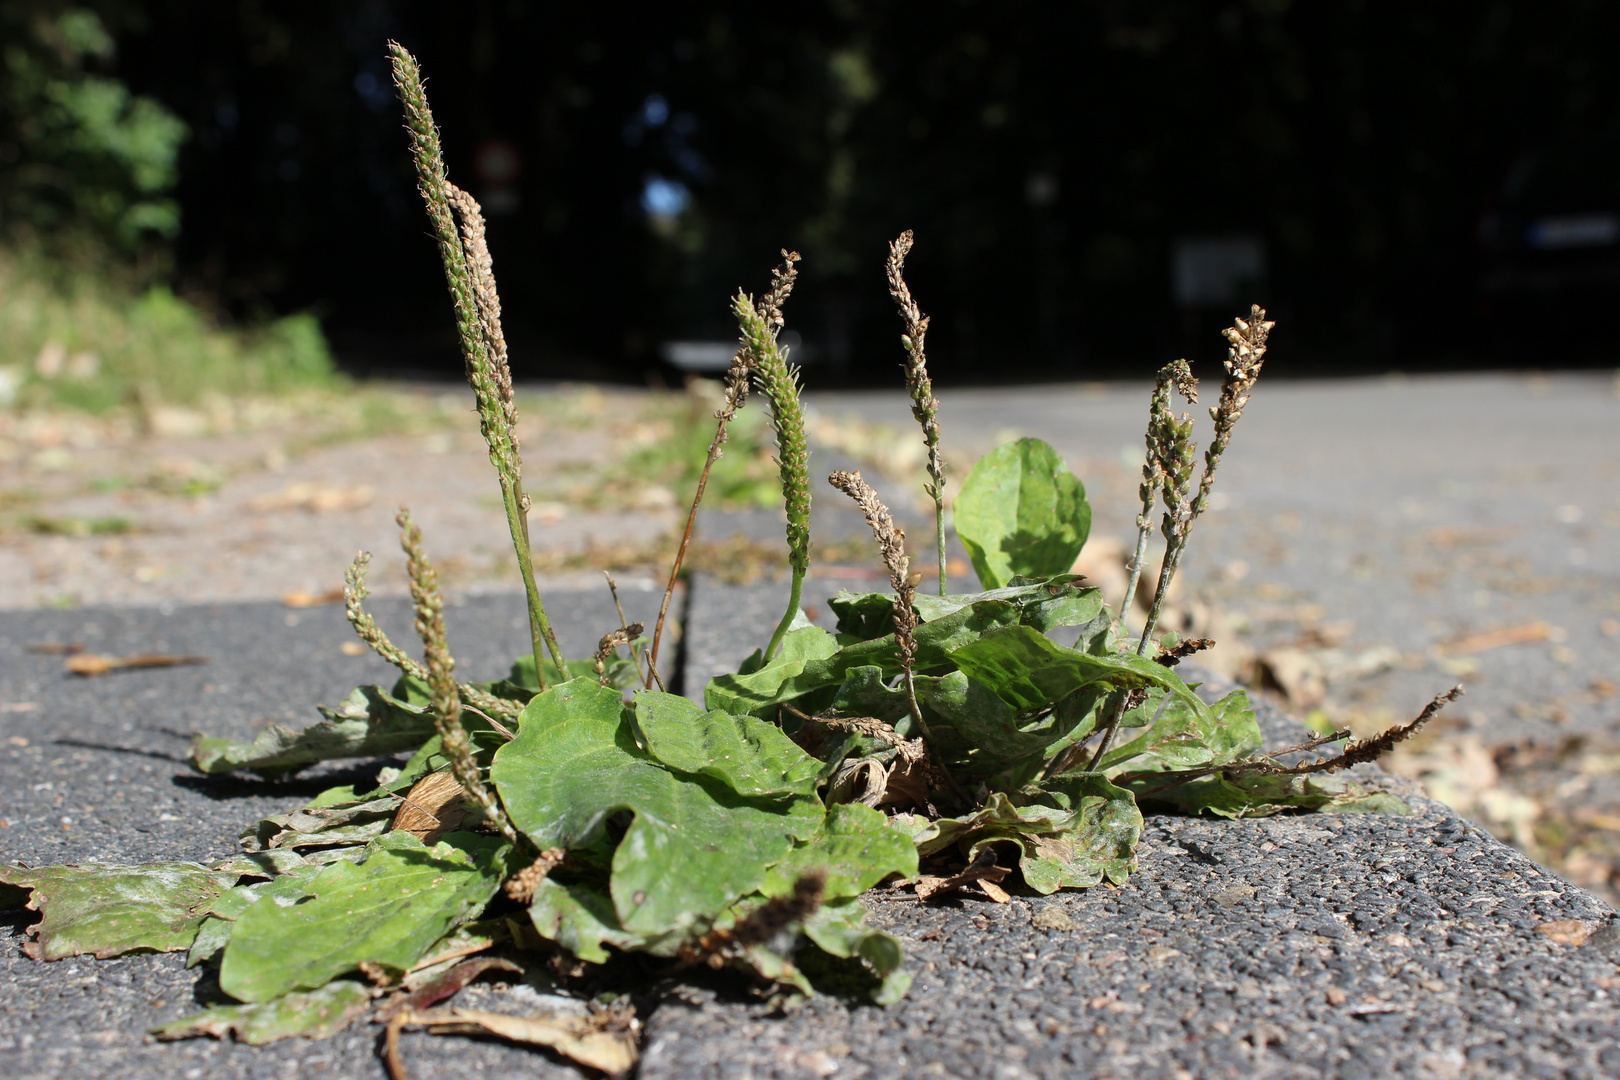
[218,831,507,1002]
[949,624,1200,713]
[635,692,823,798]
[493,678,822,936]
[190,684,436,777]
[760,803,919,901]
[953,438,1091,589]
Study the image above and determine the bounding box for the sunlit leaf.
[189,683,436,777]
[0,861,237,960]
[635,691,823,799]
[218,831,507,1002]
[151,980,372,1044]
[954,438,1091,589]
[492,679,821,936]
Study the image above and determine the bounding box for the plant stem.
[399,508,518,847]
[732,253,807,662]
[886,230,948,594]
[764,571,805,666]
[388,42,565,686]
[647,347,754,689]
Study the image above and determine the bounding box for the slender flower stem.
[389,42,565,686]
[733,252,807,662]
[827,469,956,793]
[886,230,948,594]
[399,508,518,847]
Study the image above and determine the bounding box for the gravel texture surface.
[0,592,637,1080]
[648,579,1620,1080]
[2,371,1618,1078]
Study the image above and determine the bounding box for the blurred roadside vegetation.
[0,4,338,415]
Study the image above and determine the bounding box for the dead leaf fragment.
[27,641,84,655]
[1534,919,1594,945]
[1436,621,1550,657]
[249,482,374,514]
[66,653,208,676]
[391,771,468,844]
[915,852,1011,902]
[282,588,345,608]
[404,1007,637,1076]
[375,957,523,1022]
[1212,885,1256,910]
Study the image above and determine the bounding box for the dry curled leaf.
[391,771,468,844]
[27,641,84,655]
[66,653,208,676]
[375,956,523,1022]
[398,1006,637,1077]
[283,588,346,608]
[914,851,1011,903]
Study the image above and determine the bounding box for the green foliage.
[954,437,1091,589]
[152,981,373,1046]
[0,247,339,412]
[0,54,1431,1074]
[0,8,187,249]
[0,860,236,960]
[218,831,508,1002]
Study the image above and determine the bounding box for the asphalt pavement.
[2,371,1618,1078]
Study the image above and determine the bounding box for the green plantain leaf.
[760,803,918,901]
[828,577,1103,639]
[705,599,1024,717]
[954,438,1091,589]
[949,624,1204,714]
[1100,686,1262,774]
[241,795,403,853]
[218,831,507,1002]
[0,861,237,960]
[492,679,821,937]
[189,862,325,967]
[1014,774,1143,890]
[527,878,661,963]
[800,899,912,1004]
[635,691,824,798]
[189,684,436,777]
[1130,768,1411,818]
[151,980,372,1044]
[919,782,1142,894]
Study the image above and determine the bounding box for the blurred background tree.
[4,0,1617,394]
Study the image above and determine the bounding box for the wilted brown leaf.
[66,653,208,676]
[375,957,523,1022]
[1436,621,1550,656]
[391,771,467,844]
[249,482,375,514]
[398,1007,637,1076]
[914,853,1011,903]
[282,588,346,608]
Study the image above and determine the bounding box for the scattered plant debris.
[64,652,208,676]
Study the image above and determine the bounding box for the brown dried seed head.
[504,847,566,904]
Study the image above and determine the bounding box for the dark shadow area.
[8,2,1607,387]
[171,758,406,802]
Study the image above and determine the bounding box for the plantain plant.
[1,45,1462,1075]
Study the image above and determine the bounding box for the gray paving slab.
[648,577,1620,1080]
[0,589,644,1080]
